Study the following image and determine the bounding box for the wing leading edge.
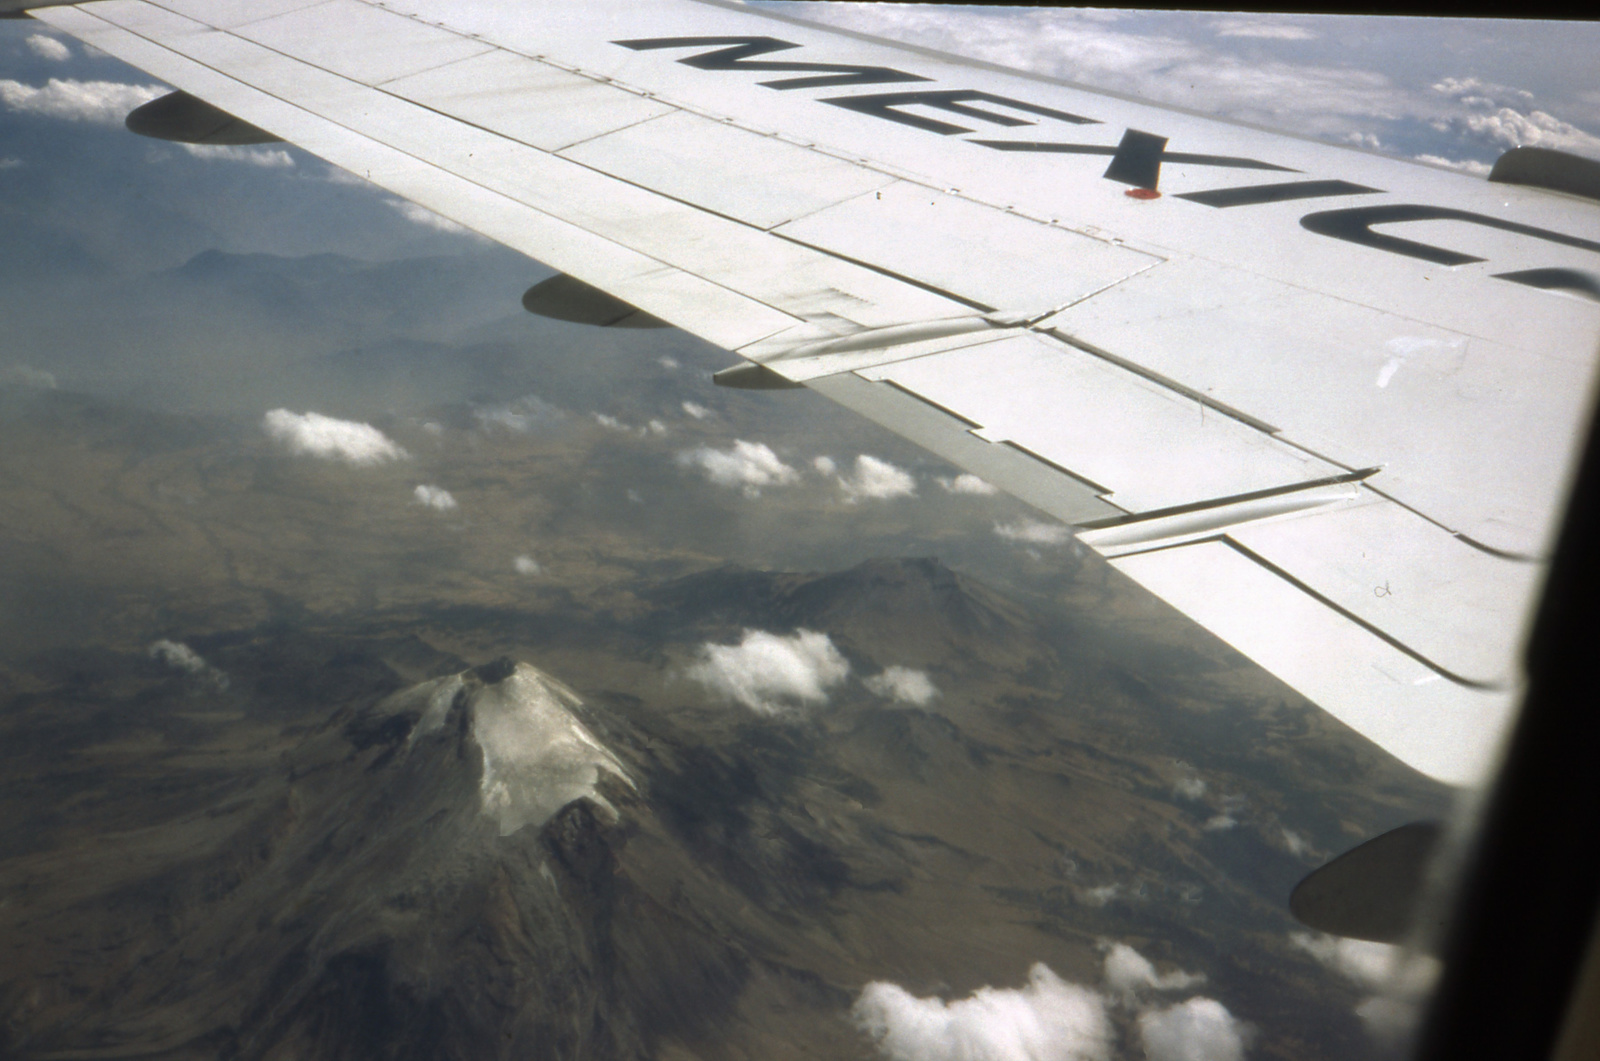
[32,0,1600,784]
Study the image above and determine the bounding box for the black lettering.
[1101,129,1168,188]
[821,90,1098,136]
[612,36,928,89]
[976,128,1295,189]
[1177,179,1381,209]
[1301,204,1600,266]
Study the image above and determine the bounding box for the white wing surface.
[30,0,1600,784]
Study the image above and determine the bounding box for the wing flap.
[1042,257,1600,558]
[853,331,1342,512]
[1111,538,1517,786]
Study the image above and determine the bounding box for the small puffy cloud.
[262,409,408,465]
[659,356,680,370]
[681,400,710,420]
[994,519,1072,546]
[412,484,457,511]
[1281,828,1313,858]
[677,439,799,497]
[647,419,667,436]
[389,198,471,233]
[1078,884,1122,908]
[594,412,632,432]
[0,157,20,169]
[864,666,939,706]
[1137,998,1251,1061]
[513,554,541,575]
[1203,814,1238,832]
[1,364,57,389]
[179,143,295,167]
[853,963,1113,1061]
[0,78,164,125]
[1102,944,1205,1005]
[26,35,71,62]
[937,473,998,495]
[813,455,837,476]
[837,454,916,502]
[149,639,228,688]
[1172,773,1207,800]
[1290,932,1406,992]
[474,395,560,433]
[1353,995,1422,1049]
[687,628,849,716]
[1292,932,1439,1048]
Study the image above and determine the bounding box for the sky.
[2,6,1597,1059]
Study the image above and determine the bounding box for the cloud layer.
[687,628,849,715]
[0,77,163,126]
[262,409,408,465]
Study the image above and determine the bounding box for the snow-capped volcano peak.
[388,659,632,835]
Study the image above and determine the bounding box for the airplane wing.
[22,0,1600,785]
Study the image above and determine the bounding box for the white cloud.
[150,639,207,675]
[682,400,710,420]
[1213,17,1316,40]
[26,35,71,62]
[1102,944,1205,1004]
[1291,932,1439,1048]
[1,363,57,389]
[412,484,457,511]
[678,439,799,497]
[0,157,20,170]
[0,78,164,126]
[1172,773,1207,800]
[853,963,1113,1061]
[687,628,849,716]
[1413,154,1493,176]
[179,143,295,167]
[513,554,541,575]
[474,395,560,433]
[813,455,837,476]
[864,666,939,706]
[937,473,998,495]
[1203,814,1239,832]
[1458,107,1600,156]
[262,409,408,465]
[994,519,1072,546]
[1289,932,1405,992]
[836,454,916,502]
[389,198,472,233]
[1079,884,1122,907]
[594,412,632,432]
[1281,828,1313,858]
[659,356,680,370]
[1353,995,1421,1049]
[1137,998,1251,1061]
[149,639,228,688]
